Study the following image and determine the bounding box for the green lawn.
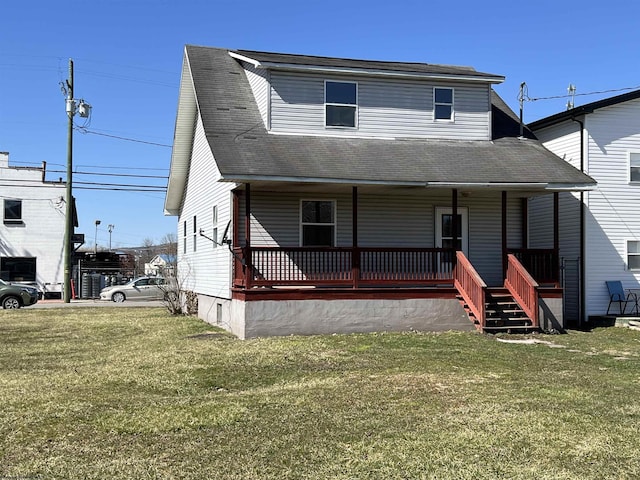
[1,307,640,479]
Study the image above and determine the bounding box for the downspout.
[571,116,586,328]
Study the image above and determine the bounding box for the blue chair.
[606,281,638,315]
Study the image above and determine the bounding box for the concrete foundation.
[197,293,476,339]
[538,295,564,332]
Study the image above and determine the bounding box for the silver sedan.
[99,276,175,303]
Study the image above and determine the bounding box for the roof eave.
[229,51,504,84]
[425,182,596,192]
[165,49,197,216]
[220,176,595,192]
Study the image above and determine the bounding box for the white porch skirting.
[197,294,475,339]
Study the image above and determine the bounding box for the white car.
[99,276,175,303]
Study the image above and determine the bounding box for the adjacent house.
[145,253,176,276]
[529,89,640,323]
[164,45,595,338]
[0,152,68,297]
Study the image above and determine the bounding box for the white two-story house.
[529,89,640,323]
[164,46,595,338]
[0,152,68,297]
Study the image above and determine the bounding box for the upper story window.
[301,200,336,247]
[629,152,640,182]
[4,199,22,225]
[325,81,357,128]
[434,87,454,121]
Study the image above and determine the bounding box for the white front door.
[435,207,469,255]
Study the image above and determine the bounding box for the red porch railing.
[453,251,486,328]
[508,248,558,285]
[504,254,539,327]
[233,246,455,288]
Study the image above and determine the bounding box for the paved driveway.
[31,299,164,308]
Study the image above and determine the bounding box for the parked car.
[99,276,176,303]
[0,279,39,309]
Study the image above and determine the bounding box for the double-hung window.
[193,215,197,252]
[434,87,454,121]
[628,240,640,270]
[629,152,640,182]
[182,220,187,254]
[325,81,357,128]
[3,199,22,225]
[212,205,218,249]
[301,200,335,247]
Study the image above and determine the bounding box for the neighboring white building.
[529,90,640,324]
[0,152,67,297]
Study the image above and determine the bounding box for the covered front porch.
[229,184,564,333]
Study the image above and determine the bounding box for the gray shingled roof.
[181,45,595,189]
[234,49,502,80]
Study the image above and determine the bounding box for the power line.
[524,85,640,102]
[74,180,166,189]
[7,159,168,173]
[74,186,166,192]
[75,127,173,147]
[46,169,169,179]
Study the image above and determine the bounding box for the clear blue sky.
[2,0,638,248]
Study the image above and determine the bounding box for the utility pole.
[62,59,91,303]
[108,224,114,251]
[63,59,74,303]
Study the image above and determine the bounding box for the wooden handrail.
[504,254,539,327]
[453,251,487,328]
[234,246,455,288]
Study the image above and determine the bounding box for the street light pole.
[63,59,74,303]
[94,220,101,254]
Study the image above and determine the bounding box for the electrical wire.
[523,85,640,102]
[45,169,168,179]
[75,127,173,147]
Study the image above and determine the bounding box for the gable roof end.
[529,88,640,130]
[165,47,198,215]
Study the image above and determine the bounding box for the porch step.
[458,288,538,333]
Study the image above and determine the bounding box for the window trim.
[192,215,197,252]
[299,199,337,247]
[629,151,640,184]
[212,205,218,249]
[3,198,23,225]
[433,87,454,122]
[182,220,187,254]
[627,239,640,270]
[324,80,358,129]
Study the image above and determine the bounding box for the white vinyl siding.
[178,115,236,297]
[242,62,269,128]
[269,71,491,140]
[533,121,582,171]
[534,97,640,317]
[583,100,640,315]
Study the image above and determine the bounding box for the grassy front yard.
[1,307,640,479]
